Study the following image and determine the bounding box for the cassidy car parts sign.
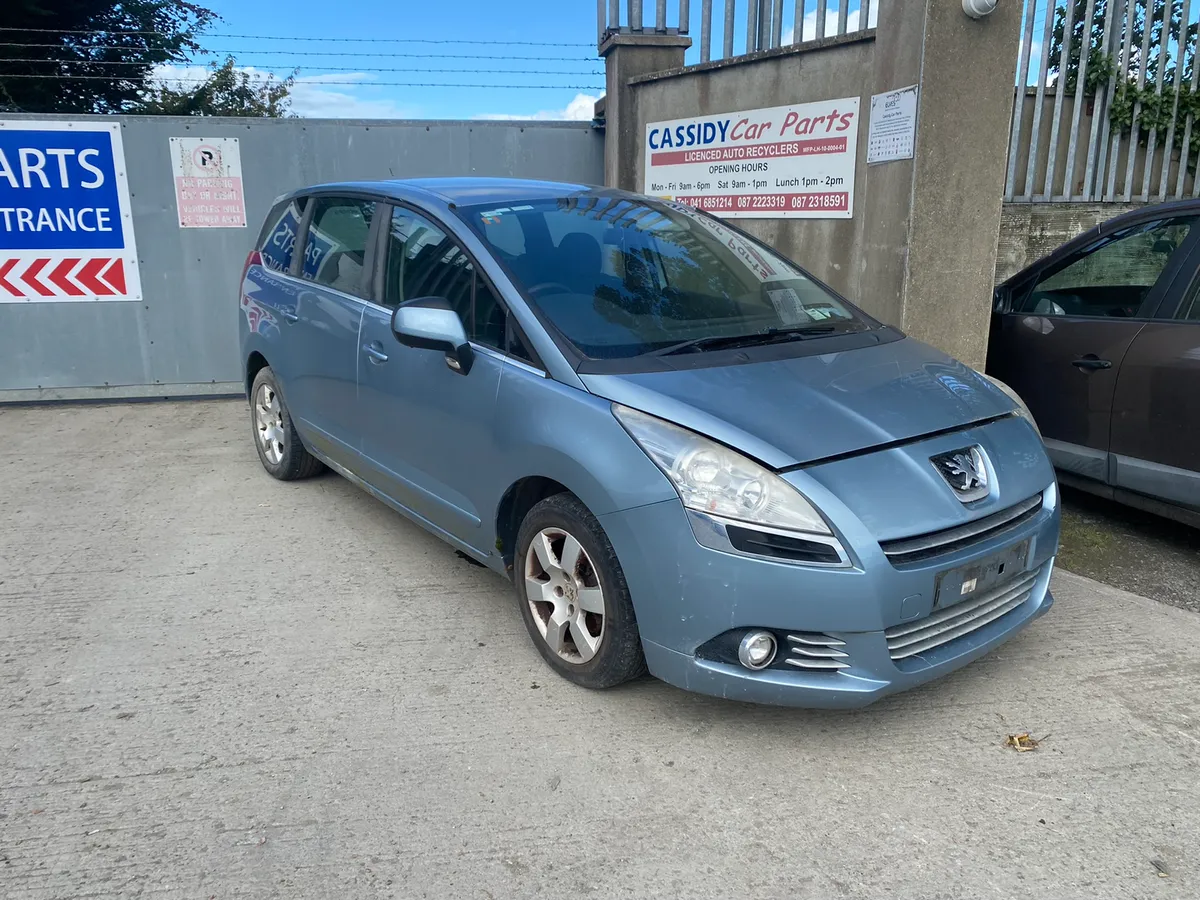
[643,97,860,219]
[0,120,141,302]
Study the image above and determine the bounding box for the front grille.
[880,493,1044,566]
[784,632,850,670]
[885,566,1042,661]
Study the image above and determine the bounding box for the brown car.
[987,202,1200,528]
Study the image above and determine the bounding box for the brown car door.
[987,215,1200,485]
[1108,257,1200,510]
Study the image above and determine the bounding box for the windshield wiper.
[651,324,840,357]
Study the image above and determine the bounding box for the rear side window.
[301,197,377,297]
[256,197,308,273]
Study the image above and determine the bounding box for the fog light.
[737,630,777,670]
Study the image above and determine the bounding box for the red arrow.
[0,259,20,297]
[20,258,54,297]
[100,258,126,295]
[76,257,111,295]
[47,258,84,296]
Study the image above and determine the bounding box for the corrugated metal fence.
[598,0,876,61]
[1007,0,1200,202]
[0,114,603,401]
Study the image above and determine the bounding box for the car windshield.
[458,195,869,359]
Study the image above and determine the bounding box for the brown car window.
[1016,217,1197,318]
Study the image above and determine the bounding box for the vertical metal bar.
[1162,0,1191,197]
[1142,0,1173,197]
[1125,0,1157,200]
[1088,0,1123,199]
[1180,11,1200,195]
[600,0,609,45]
[1006,0,1038,201]
[817,0,828,39]
[723,0,735,57]
[700,0,713,60]
[1063,0,1099,198]
[792,0,805,43]
[773,0,784,47]
[1044,0,1078,197]
[680,0,691,33]
[631,0,644,32]
[1024,0,1058,198]
[748,0,759,52]
[862,0,872,30]
[837,0,849,35]
[655,0,667,32]
[1107,0,1137,199]
[761,0,772,48]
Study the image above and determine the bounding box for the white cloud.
[783,3,877,43]
[150,64,418,119]
[476,92,601,122]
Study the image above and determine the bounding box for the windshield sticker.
[766,287,811,325]
[479,208,511,225]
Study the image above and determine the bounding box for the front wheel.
[515,493,647,689]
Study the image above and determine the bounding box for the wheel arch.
[245,350,270,398]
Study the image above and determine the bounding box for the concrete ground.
[2,400,1198,900]
[1058,487,1200,615]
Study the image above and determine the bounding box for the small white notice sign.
[868,84,918,165]
[170,136,247,228]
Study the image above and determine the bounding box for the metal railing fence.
[597,0,877,61]
[1006,0,1200,202]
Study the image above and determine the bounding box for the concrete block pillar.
[865,0,1024,368]
[599,33,691,191]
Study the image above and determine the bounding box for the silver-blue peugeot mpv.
[239,177,1059,708]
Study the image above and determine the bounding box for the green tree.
[0,0,216,113]
[137,55,295,116]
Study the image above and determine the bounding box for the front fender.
[488,365,676,532]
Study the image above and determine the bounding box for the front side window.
[1016,217,1196,318]
[384,207,514,352]
[459,195,868,359]
[301,197,376,296]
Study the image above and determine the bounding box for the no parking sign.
[0,120,141,302]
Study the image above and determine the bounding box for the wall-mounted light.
[963,0,998,17]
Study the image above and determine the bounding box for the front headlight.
[613,404,832,535]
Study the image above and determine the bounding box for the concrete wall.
[0,115,604,401]
[627,34,875,302]
[607,2,1024,368]
[994,202,1142,283]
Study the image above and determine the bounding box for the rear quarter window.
[256,197,308,273]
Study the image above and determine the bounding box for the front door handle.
[362,342,389,364]
[1072,355,1112,371]
[281,310,299,324]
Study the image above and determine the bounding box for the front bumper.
[598,493,1059,709]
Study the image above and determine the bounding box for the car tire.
[515,493,648,689]
[249,367,324,481]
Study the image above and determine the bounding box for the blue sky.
[172,1,878,120]
[176,0,603,120]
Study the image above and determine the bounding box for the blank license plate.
[934,540,1030,609]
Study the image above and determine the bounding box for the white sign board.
[868,85,918,165]
[643,97,860,219]
[0,120,141,302]
[170,136,247,228]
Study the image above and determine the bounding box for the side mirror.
[391,297,474,375]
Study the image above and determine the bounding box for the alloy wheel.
[255,384,285,465]
[524,527,606,664]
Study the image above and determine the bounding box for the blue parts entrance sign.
[0,120,141,302]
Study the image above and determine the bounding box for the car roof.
[285,176,607,207]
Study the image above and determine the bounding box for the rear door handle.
[362,342,389,364]
[1072,355,1112,371]
[281,310,299,324]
